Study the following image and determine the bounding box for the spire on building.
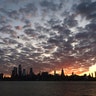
[61,68,65,77]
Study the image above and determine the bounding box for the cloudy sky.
[0,0,96,75]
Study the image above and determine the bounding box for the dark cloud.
[0,49,5,55]
[75,32,89,39]
[25,3,37,12]
[7,10,19,20]
[47,17,61,26]
[0,27,18,39]
[19,3,37,18]
[24,28,38,37]
[86,23,96,31]
[2,38,18,45]
[19,35,30,41]
[52,25,71,36]
[38,35,46,39]
[77,1,96,19]
[35,23,50,34]
[6,0,19,4]
[64,15,78,27]
[48,37,59,44]
[40,0,61,11]
[0,15,9,25]
[16,43,23,48]
[23,20,32,28]
[0,25,12,33]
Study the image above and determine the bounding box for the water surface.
[0,81,96,96]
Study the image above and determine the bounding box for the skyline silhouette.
[0,64,96,81]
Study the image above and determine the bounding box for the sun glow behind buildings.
[50,67,87,76]
[88,64,96,76]
[3,63,96,78]
[3,74,11,78]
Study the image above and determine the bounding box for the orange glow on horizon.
[49,68,79,76]
[3,74,11,78]
[89,64,96,73]
[83,64,96,77]
[49,66,92,76]
[3,64,96,78]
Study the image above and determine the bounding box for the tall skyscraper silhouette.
[29,68,34,76]
[18,64,22,77]
[12,67,17,77]
[22,69,26,76]
[54,70,56,75]
[61,68,65,77]
[0,73,3,80]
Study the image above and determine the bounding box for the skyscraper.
[29,68,34,76]
[18,64,22,77]
[0,73,3,80]
[22,69,26,76]
[11,67,17,77]
[61,68,65,77]
[54,70,56,76]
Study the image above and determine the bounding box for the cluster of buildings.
[10,64,65,81]
[0,64,96,81]
[11,65,34,78]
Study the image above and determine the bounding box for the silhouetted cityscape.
[0,64,96,81]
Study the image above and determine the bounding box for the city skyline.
[1,64,96,79]
[0,0,96,76]
[1,64,96,81]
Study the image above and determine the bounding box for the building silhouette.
[11,67,17,77]
[22,69,26,76]
[18,64,22,77]
[29,68,34,76]
[1,64,96,81]
[0,73,3,80]
[61,68,65,77]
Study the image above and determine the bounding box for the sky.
[0,0,96,76]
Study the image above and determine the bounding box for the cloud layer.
[0,0,96,74]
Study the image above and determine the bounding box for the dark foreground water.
[0,81,96,96]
